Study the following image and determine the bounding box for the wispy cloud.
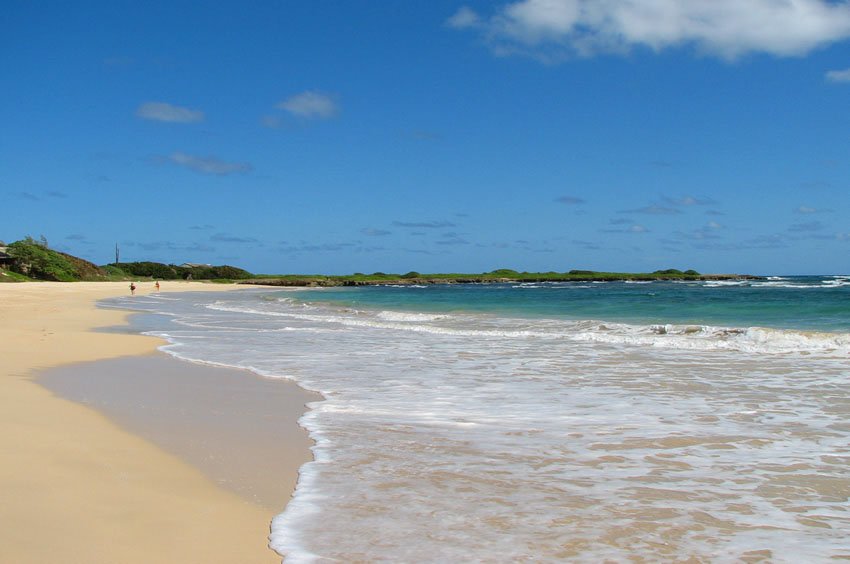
[826,67,850,82]
[572,239,602,250]
[446,6,481,29]
[602,224,649,234]
[211,233,259,244]
[260,115,282,129]
[618,205,681,215]
[437,236,471,246]
[137,102,204,123]
[674,222,724,241]
[278,242,372,255]
[168,152,252,176]
[277,91,338,119]
[438,232,471,246]
[663,195,716,207]
[693,234,786,251]
[189,224,215,231]
[132,240,216,253]
[392,220,456,229]
[403,248,443,255]
[450,1,850,61]
[186,243,216,253]
[15,190,69,201]
[361,228,392,237]
[795,205,831,214]
[555,195,585,205]
[788,220,824,232]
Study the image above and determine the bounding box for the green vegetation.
[113,262,251,280]
[0,269,32,282]
[1,236,759,286]
[1,238,251,282]
[5,237,108,281]
[242,268,748,288]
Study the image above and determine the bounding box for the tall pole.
[115,243,119,265]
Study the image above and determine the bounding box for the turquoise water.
[289,276,850,332]
[106,277,850,561]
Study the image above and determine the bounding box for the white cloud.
[137,102,204,123]
[455,0,850,60]
[168,152,252,176]
[500,0,581,42]
[826,67,850,81]
[446,6,481,29]
[277,91,338,119]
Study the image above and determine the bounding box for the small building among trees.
[0,242,13,269]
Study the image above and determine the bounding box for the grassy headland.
[0,238,249,283]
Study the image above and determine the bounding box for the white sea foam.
[704,280,749,287]
[203,301,850,356]
[376,310,449,322]
[102,289,850,562]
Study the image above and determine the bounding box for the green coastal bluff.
[0,238,762,285]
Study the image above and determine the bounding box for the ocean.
[105,275,850,562]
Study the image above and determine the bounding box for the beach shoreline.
[39,353,320,512]
[0,281,312,563]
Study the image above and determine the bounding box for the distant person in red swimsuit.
[130,282,136,295]
[155,281,160,291]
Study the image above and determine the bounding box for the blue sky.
[2,1,849,275]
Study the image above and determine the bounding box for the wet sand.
[0,281,314,563]
[39,354,320,511]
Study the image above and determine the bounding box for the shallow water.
[105,279,850,562]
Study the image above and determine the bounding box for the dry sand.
[0,281,312,563]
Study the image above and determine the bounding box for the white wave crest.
[376,311,450,322]
[204,302,850,356]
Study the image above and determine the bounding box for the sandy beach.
[0,281,315,563]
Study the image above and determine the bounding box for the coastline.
[39,354,320,511]
[0,281,312,563]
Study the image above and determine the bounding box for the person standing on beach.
[130,282,136,295]
[155,281,160,292]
